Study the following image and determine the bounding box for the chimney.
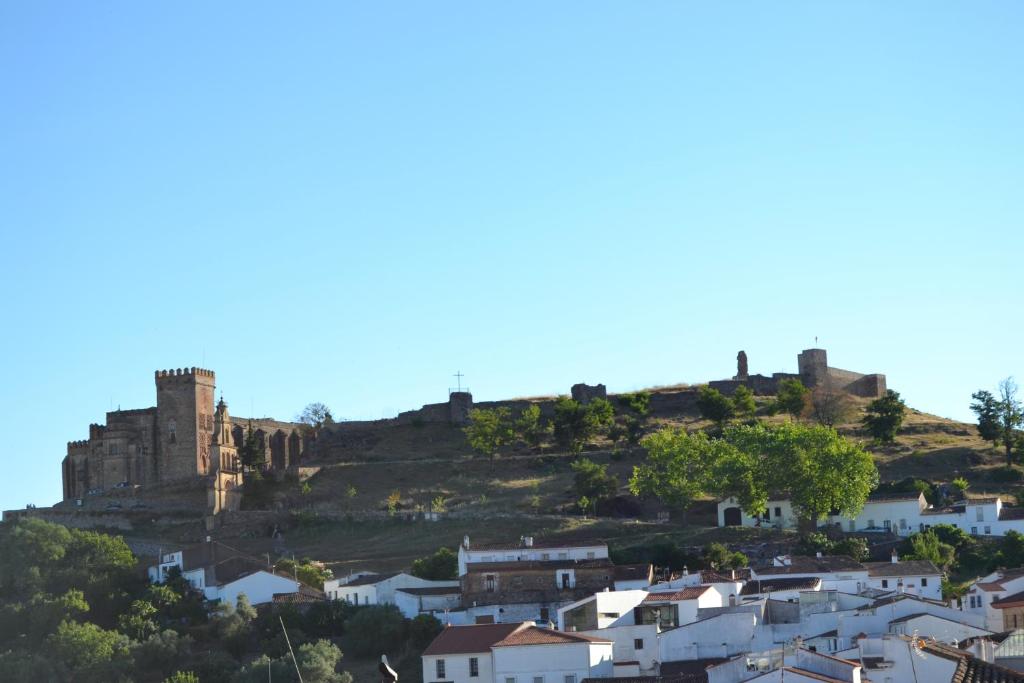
[525,536,534,548]
[731,569,736,580]
[683,565,689,576]
[891,549,899,564]
[463,535,470,549]
[816,551,823,559]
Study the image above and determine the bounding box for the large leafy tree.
[410,547,458,580]
[629,428,740,511]
[725,422,878,526]
[971,378,1024,465]
[570,458,619,505]
[862,389,907,443]
[732,385,757,420]
[696,386,735,426]
[514,404,550,448]
[774,379,809,419]
[297,402,335,437]
[552,397,615,454]
[464,407,515,460]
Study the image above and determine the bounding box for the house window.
[900,519,907,530]
[978,507,985,522]
[506,678,516,683]
[882,579,889,588]
[486,575,496,592]
[541,553,550,560]
[986,526,992,534]
[868,519,875,528]
[470,657,479,677]
[561,573,571,589]
[972,527,978,535]
[884,520,892,530]
[533,678,544,683]
[921,578,928,586]
[540,608,549,621]
[558,552,568,560]
[436,659,446,678]
[775,507,782,518]
[564,676,577,683]
[587,551,595,560]
[634,638,644,650]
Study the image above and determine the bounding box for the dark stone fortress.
[709,348,886,398]
[61,368,306,500]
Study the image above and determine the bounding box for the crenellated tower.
[155,368,216,481]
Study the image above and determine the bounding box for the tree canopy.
[862,389,907,443]
[972,379,1024,465]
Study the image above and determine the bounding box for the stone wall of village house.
[461,566,614,607]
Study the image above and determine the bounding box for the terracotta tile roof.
[992,590,1024,609]
[740,577,820,595]
[864,560,941,577]
[977,582,1006,592]
[867,491,924,502]
[422,622,525,656]
[700,568,752,583]
[273,585,326,604]
[492,624,612,647]
[912,637,1024,682]
[1000,507,1024,521]
[643,586,712,602]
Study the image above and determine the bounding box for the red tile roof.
[422,622,525,656]
[492,625,612,647]
[643,586,711,602]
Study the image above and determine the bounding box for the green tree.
[570,458,619,506]
[409,613,443,649]
[724,422,878,527]
[696,386,734,426]
[49,620,132,679]
[117,599,159,641]
[630,429,738,511]
[297,402,335,438]
[950,477,969,499]
[296,639,353,683]
[464,407,515,460]
[904,530,956,570]
[343,605,406,658]
[135,629,194,680]
[732,385,756,420]
[774,379,809,419]
[702,543,748,570]
[617,392,651,417]
[862,389,907,443]
[514,404,550,448]
[275,559,332,588]
[410,547,458,580]
[552,397,615,454]
[238,423,267,469]
[971,379,1024,466]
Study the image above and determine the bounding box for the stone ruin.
[710,348,886,398]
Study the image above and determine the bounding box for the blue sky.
[1,2,1022,510]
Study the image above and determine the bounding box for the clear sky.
[1,2,1022,511]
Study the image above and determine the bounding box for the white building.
[395,585,462,620]
[147,545,302,606]
[707,648,862,683]
[962,568,1024,632]
[863,554,942,601]
[751,556,869,595]
[558,589,648,632]
[491,625,613,683]
[421,622,613,683]
[323,571,458,606]
[718,497,797,530]
[719,491,1024,539]
[639,585,724,628]
[458,536,609,577]
[422,622,523,683]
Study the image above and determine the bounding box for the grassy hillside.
[100,385,1014,575]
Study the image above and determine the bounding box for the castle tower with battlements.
[61,367,307,500]
[208,397,242,514]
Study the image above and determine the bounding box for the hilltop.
[33,378,1013,581]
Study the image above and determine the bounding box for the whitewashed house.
[863,553,942,601]
[395,585,462,620]
[718,497,797,530]
[962,568,1024,632]
[490,625,614,683]
[323,571,458,606]
[751,556,869,594]
[707,648,862,683]
[639,585,724,628]
[886,612,991,645]
[612,564,653,591]
[558,589,648,631]
[579,623,659,676]
[458,535,609,577]
[421,622,523,683]
[147,545,302,606]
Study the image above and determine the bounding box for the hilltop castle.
[61,367,306,501]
